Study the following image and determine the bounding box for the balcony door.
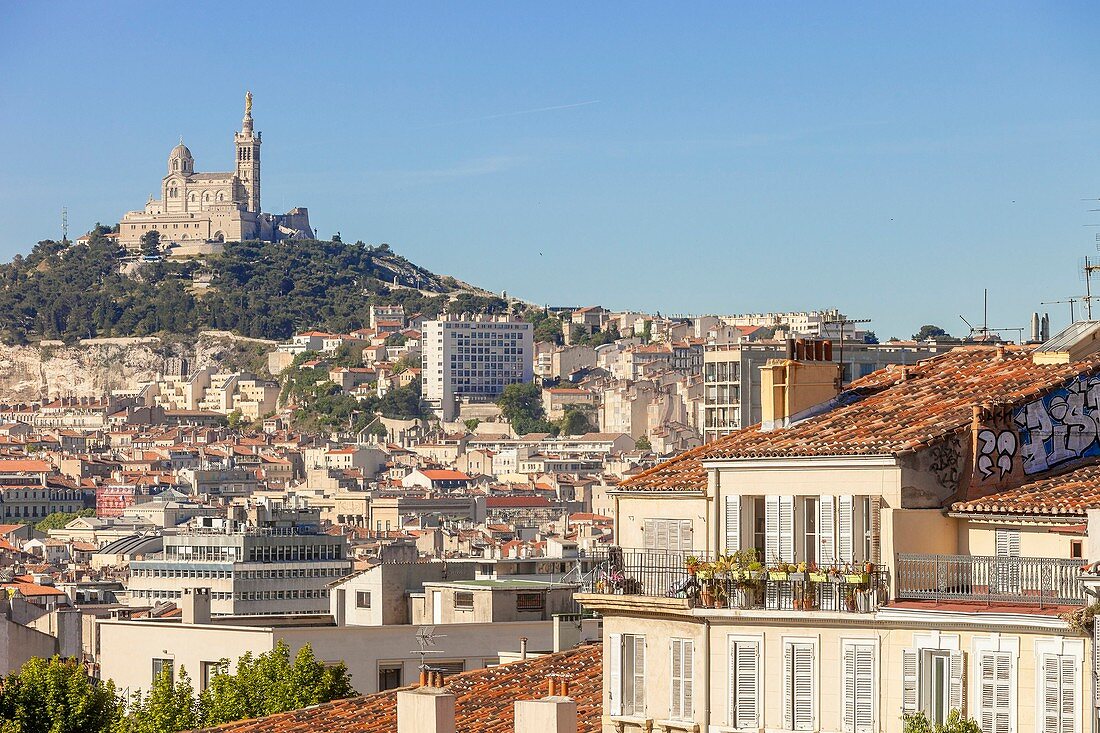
[993,528,1021,595]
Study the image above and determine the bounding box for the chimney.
[514,679,578,733]
[520,636,529,660]
[397,679,456,733]
[1031,312,1041,343]
[759,357,842,432]
[181,587,211,625]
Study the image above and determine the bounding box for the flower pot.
[808,572,828,583]
[844,573,869,584]
[699,589,714,608]
[769,571,789,581]
[789,572,806,582]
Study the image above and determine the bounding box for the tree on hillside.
[0,656,121,733]
[115,667,202,733]
[912,324,949,341]
[557,406,594,436]
[34,508,95,532]
[497,383,555,435]
[139,230,161,256]
[200,641,353,726]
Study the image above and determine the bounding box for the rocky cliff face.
[0,333,275,403]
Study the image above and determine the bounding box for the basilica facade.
[118,93,312,251]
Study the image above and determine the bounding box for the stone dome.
[168,140,194,175]
[169,142,193,161]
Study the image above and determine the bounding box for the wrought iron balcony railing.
[894,553,1085,607]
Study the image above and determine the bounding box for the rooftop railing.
[895,553,1085,607]
[579,547,887,614]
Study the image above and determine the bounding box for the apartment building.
[579,339,1100,733]
[702,338,956,442]
[422,316,534,421]
[127,506,350,616]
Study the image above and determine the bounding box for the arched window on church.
[203,192,210,202]
[217,192,224,202]
[189,193,196,203]
[173,160,179,171]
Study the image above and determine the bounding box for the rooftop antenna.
[1041,297,1079,324]
[411,625,446,675]
[822,316,871,388]
[1084,254,1100,320]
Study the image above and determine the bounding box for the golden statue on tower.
[245,90,252,116]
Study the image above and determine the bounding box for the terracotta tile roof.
[623,346,1100,492]
[951,460,1100,515]
[185,644,602,733]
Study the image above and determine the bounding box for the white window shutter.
[783,643,794,731]
[766,495,780,565]
[979,651,1012,733]
[854,645,875,733]
[682,640,694,721]
[1043,654,1060,733]
[949,650,965,715]
[995,528,1021,557]
[838,494,854,563]
[680,520,694,552]
[643,520,655,550]
[725,495,741,553]
[608,633,622,716]
[731,640,759,729]
[633,635,646,716]
[670,639,683,720]
[792,644,815,730]
[666,520,678,551]
[819,494,836,564]
[901,648,919,712]
[843,644,856,733]
[1059,655,1076,733]
[779,495,795,563]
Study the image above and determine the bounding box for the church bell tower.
[234,91,261,213]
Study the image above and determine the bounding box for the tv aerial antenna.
[822,316,871,388]
[411,625,446,674]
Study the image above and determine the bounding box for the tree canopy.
[912,324,949,341]
[0,656,121,733]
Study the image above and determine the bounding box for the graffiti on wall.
[928,434,963,489]
[1013,374,1100,475]
[977,429,1016,479]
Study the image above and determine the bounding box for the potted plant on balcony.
[731,549,763,608]
[768,561,789,581]
[789,561,807,583]
[685,555,700,576]
[712,554,734,609]
[843,585,858,612]
[808,562,828,583]
[844,563,869,585]
[697,562,715,607]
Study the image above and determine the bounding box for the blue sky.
[2,2,1100,339]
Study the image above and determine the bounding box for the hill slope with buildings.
[0,231,506,346]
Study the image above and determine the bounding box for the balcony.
[895,553,1085,607]
[581,548,887,614]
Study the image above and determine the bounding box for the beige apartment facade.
[581,344,1100,733]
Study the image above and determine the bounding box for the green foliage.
[139,230,161,257]
[0,235,455,344]
[557,406,594,436]
[902,710,981,733]
[497,383,556,435]
[913,324,949,341]
[572,323,620,347]
[34,508,95,532]
[446,293,508,316]
[0,656,121,733]
[114,668,201,733]
[199,641,353,726]
[463,418,480,433]
[392,353,421,374]
[635,435,652,451]
[384,332,407,347]
[523,309,564,345]
[640,320,652,344]
[225,410,245,430]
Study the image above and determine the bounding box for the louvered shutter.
[838,494,854,563]
[779,495,795,563]
[682,640,694,721]
[854,645,875,733]
[730,640,759,729]
[725,495,741,553]
[1043,654,1060,733]
[670,639,683,720]
[680,520,694,552]
[783,643,794,731]
[978,651,1012,733]
[643,520,656,550]
[633,634,646,716]
[766,496,780,564]
[608,633,622,716]
[819,494,836,564]
[1059,655,1075,733]
[843,645,856,733]
[901,649,919,712]
[949,650,965,715]
[666,520,678,552]
[792,644,815,730]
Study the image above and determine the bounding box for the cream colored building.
[119,92,312,250]
[579,341,1100,733]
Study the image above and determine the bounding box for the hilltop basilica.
[118,92,313,251]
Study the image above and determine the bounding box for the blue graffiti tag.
[1013,374,1100,474]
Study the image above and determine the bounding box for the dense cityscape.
[3,5,1100,733]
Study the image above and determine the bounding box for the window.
[356,591,371,609]
[200,661,225,692]
[643,519,693,551]
[803,497,818,566]
[994,528,1021,593]
[516,593,543,612]
[669,638,693,721]
[1071,540,1083,560]
[454,591,474,610]
[978,651,1012,733]
[609,633,645,717]
[1040,654,1076,733]
[765,496,794,564]
[842,642,875,733]
[378,664,402,691]
[902,648,963,726]
[783,642,814,731]
[728,638,759,729]
[152,658,174,685]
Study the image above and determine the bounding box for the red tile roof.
[951,460,1100,515]
[185,644,602,733]
[0,459,51,473]
[419,470,471,481]
[623,346,1100,491]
